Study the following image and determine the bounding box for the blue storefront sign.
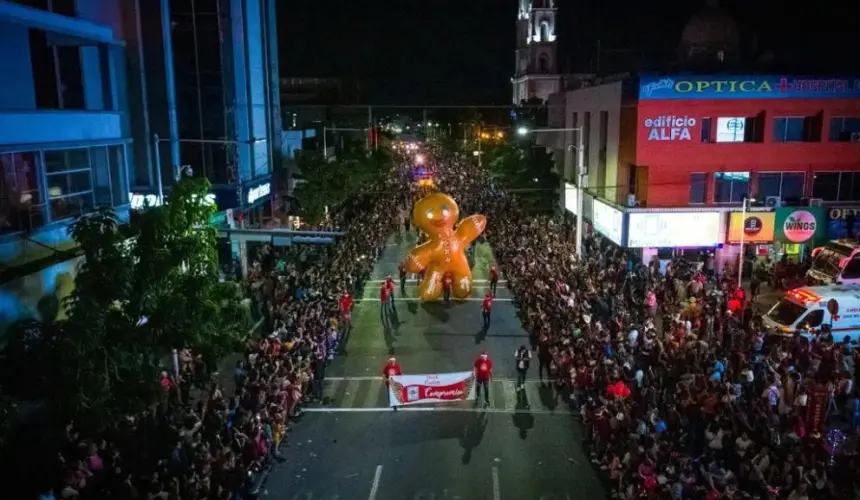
[639,75,860,100]
[827,207,860,239]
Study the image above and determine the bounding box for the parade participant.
[481,290,493,330]
[383,356,403,412]
[489,265,499,296]
[442,271,453,304]
[399,260,408,295]
[473,352,493,406]
[339,290,354,328]
[514,345,531,390]
[380,282,392,317]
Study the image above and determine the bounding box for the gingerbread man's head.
[413,192,460,235]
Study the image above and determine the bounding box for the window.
[828,116,860,142]
[772,117,805,142]
[28,29,85,109]
[700,118,712,142]
[582,111,591,168]
[842,259,860,280]
[11,0,75,15]
[538,54,549,73]
[757,172,805,200]
[715,117,745,142]
[689,173,707,204]
[44,149,94,220]
[109,146,129,206]
[714,172,750,203]
[812,172,860,201]
[539,22,549,42]
[0,152,45,233]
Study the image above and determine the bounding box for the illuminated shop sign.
[644,115,697,141]
[564,182,578,215]
[592,200,624,246]
[129,192,215,210]
[245,182,271,205]
[716,117,745,142]
[639,75,860,100]
[627,212,721,248]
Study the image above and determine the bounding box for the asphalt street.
[264,231,606,500]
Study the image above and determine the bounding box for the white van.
[763,285,860,342]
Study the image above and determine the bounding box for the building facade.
[552,74,860,268]
[0,0,132,332]
[511,0,560,104]
[127,0,282,225]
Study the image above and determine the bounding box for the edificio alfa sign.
[246,182,271,205]
[644,115,697,141]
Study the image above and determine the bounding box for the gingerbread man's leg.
[418,264,445,302]
[450,269,474,299]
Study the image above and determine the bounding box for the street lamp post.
[517,126,585,255]
[737,196,756,286]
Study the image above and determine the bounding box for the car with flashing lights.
[763,285,860,343]
[806,239,860,286]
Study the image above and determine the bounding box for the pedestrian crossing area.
[310,377,575,414]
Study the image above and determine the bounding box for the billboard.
[592,200,624,246]
[727,212,775,243]
[774,207,827,244]
[639,75,860,100]
[564,183,578,215]
[628,212,721,248]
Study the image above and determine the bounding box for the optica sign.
[639,75,860,100]
[775,207,826,244]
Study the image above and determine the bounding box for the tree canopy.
[485,142,559,213]
[0,176,249,429]
[292,148,390,224]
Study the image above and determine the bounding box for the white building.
[511,0,561,104]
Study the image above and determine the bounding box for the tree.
[292,148,390,225]
[47,176,247,426]
[486,142,559,213]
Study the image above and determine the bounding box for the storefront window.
[44,148,95,221]
[109,145,129,205]
[714,172,749,203]
[0,152,46,234]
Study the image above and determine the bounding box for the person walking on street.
[399,260,408,295]
[474,352,493,406]
[481,291,493,330]
[537,334,552,384]
[442,271,453,304]
[515,345,531,390]
[383,357,402,411]
[380,283,392,320]
[384,274,398,320]
[312,351,327,403]
[489,266,500,297]
[339,291,354,332]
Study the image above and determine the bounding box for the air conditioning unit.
[765,196,781,208]
[851,132,860,142]
[809,198,823,207]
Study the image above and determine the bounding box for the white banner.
[387,371,476,407]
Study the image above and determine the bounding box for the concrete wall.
[561,82,623,204]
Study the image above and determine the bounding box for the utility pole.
[367,106,373,152]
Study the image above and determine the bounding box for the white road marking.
[367,279,507,284]
[302,406,569,415]
[368,465,383,500]
[492,467,501,500]
[354,297,512,302]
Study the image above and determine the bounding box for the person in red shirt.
[380,284,391,317]
[473,352,493,406]
[442,271,453,304]
[383,356,402,412]
[339,291,353,329]
[384,274,397,318]
[489,266,499,296]
[481,291,492,330]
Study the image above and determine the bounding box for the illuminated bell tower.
[512,0,560,104]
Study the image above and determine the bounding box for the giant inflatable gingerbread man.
[405,192,487,301]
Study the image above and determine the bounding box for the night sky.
[277,0,860,106]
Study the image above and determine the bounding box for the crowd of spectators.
[434,146,860,500]
[37,179,401,499]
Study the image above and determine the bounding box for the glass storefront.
[0,143,130,235]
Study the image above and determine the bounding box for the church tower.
[511,0,561,104]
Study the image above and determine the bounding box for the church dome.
[679,1,740,54]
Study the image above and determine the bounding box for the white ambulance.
[763,285,860,342]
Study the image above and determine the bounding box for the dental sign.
[627,212,721,248]
[246,182,271,205]
[129,192,215,210]
[644,115,696,141]
[639,75,860,100]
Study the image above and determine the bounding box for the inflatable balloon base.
[404,192,487,302]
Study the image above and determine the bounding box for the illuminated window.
[44,148,95,221]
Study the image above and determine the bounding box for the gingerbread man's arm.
[405,241,434,273]
[454,215,487,247]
